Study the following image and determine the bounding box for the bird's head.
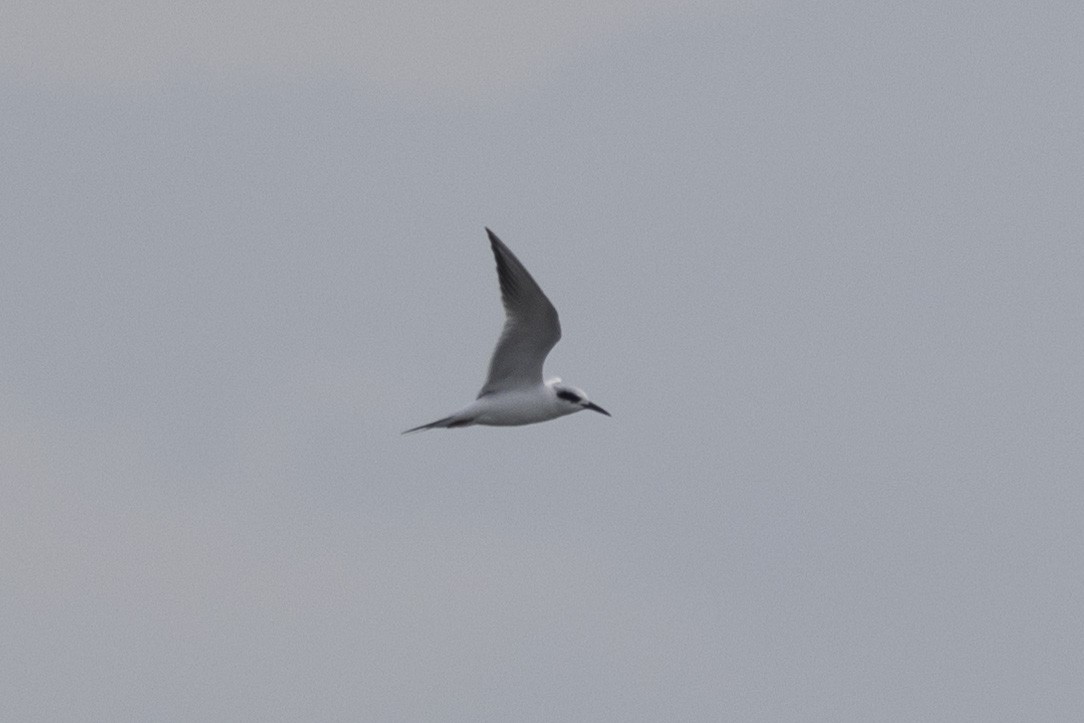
[550,381,611,417]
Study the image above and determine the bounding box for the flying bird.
[404,228,610,432]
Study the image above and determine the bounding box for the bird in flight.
[404,228,610,433]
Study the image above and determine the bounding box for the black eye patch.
[556,389,582,403]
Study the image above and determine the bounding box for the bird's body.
[405,377,596,431]
[404,229,609,433]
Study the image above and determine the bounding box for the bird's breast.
[468,388,571,426]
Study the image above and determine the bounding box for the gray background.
[3,1,1082,719]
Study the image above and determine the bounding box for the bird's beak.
[584,402,611,417]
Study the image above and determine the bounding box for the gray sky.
[3,1,1082,720]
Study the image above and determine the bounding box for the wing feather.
[477,229,561,396]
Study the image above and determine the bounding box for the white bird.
[404,228,610,433]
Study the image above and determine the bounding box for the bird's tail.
[401,415,475,434]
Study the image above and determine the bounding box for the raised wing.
[477,228,561,396]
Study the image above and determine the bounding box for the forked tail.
[401,415,475,434]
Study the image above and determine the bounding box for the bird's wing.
[477,228,561,397]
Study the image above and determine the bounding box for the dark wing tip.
[486,228,521,302]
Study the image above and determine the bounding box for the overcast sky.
[3,1,1082,720]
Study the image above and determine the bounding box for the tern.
[404,228,610,433]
